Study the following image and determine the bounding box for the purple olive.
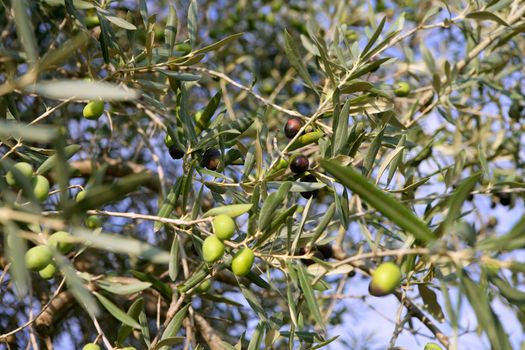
[169,145,185,159]
[300,174,318,199]
[202,148,221,170]
[284,117,303,139]
[290,155,309,174]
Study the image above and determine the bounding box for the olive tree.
[1,0,525,349]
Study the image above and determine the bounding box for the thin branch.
[194,313,224,350]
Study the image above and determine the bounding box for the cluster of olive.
[24,231,73,279]
[202,214,255,277]
[164,133,224,172]
[6,163,102,280]
[6,162,50,202]
[491,191,512,208]
[282,117,320,199]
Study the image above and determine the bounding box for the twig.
[87,209,210,227]
[29,98,72,125]
[0,277,67,340]
[394,291,449,349]
[148,293,186,349]
[192,67,306,119]
[89,313,114,350]
[331,248,450,348]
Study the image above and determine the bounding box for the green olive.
[195,279,212,294]
[84,15,100,29]
[25,245,53,271]
[82,344,101,350]
[32,175,50,202]
[212,214,235,240]
[6,162,33,188]
[368,262,402,297]
[174,43,191,55]
[231,247,255,276]
[424,342,442,350]
[85,215,102,229]
[39,263,57,280]
[48,231,73,254]
[83,100,105,120]
[202,235,224,263]
[76,190,87,202]
[393,82,411,97]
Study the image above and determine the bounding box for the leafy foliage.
[1,0,525,349]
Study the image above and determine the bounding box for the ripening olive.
[39,263,57,280]
[231,247,255,276]
[424,343,442,350]
[25,245,53,271]
[393,82,411,97]
[202,235,225,263]
[300,249,324,266]
[212,214,236,240]
[202,148,221,171]
[121,347,137,350]
[316,244,333,259]
[299,174,318,199]
[6,162,33,188]
[498,192,511,206]
[169,145,185,159]
[82,344,101,350]
[368,262,402,297]
[85,215,102,229]
[195,279,212,294]
[48,231,73,254]
[509,100,523,121]
[284,117,303,139]
[290,155,309,174]
[32,175,50,202]
[83,100,105,120]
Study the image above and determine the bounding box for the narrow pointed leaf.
[36,144,81,175]
[284,30,319,95]
[203,203,253,218]
[160,304,190,346]
[296,262,325,329]
[362,17,386,57]
[165,5,178,54]
[96,280,151,295]
[320,159,434,243]
[436,172,481,237]
[187,0,198,48]
[117,298,144,345]
[73,229,170,264]
[94,292,140,329]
